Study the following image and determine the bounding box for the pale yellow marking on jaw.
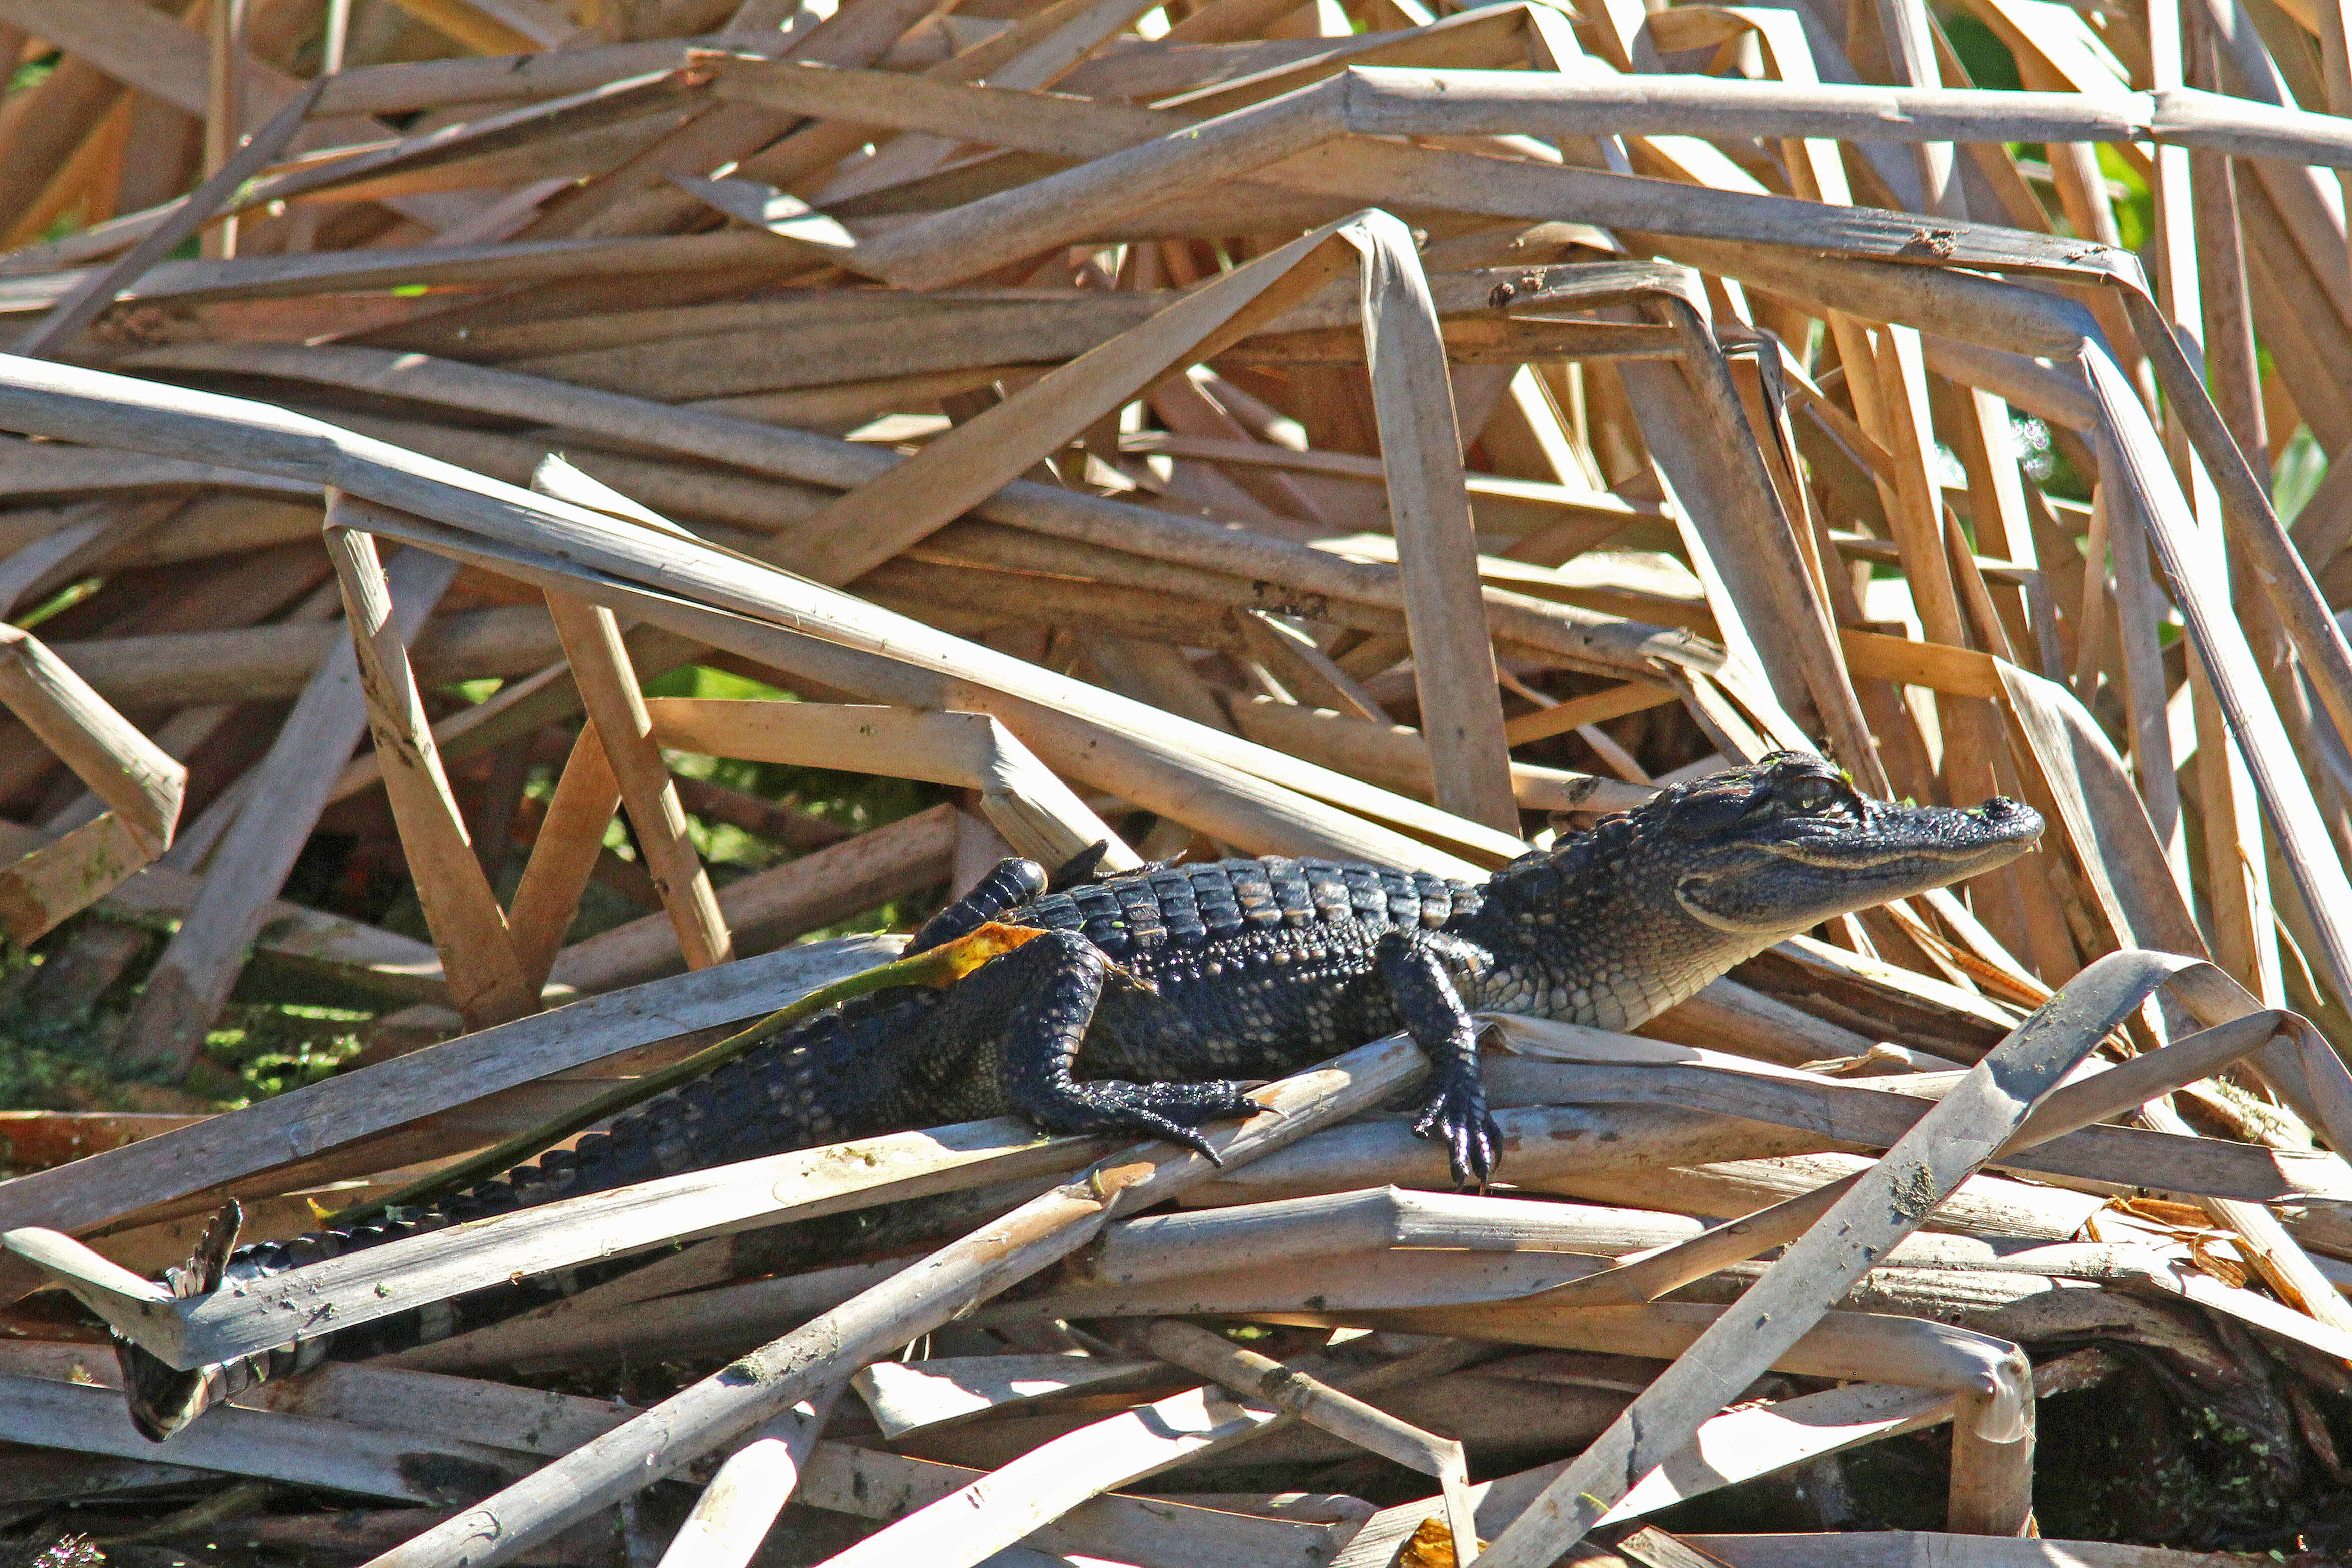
[1761,842,2013,871]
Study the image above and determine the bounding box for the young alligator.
[117,752,2041,1438]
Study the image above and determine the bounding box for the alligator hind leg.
[907,856,1048,954]
[927,928,1259,1158]
[909,843,1135,955]
[1375,929,1503,1188]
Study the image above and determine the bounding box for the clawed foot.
[1051,1080,1263,1164]
[1412,1077,1502,1190]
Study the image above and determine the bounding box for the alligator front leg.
[933,928,1260,1157]
[1375,929,1503,1188]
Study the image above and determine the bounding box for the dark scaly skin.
[119,753,2042,1439]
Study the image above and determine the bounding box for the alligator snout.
[1965,796,2044,842]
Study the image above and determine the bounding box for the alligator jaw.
[1764,802,2046,876]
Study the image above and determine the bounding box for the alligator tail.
[117,1345,212,1443]
[114,1200,243,1441]
[113,986,947,1440]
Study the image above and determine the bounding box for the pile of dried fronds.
[2,0,2352,1562]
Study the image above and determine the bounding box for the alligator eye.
[1784,779,1838,812]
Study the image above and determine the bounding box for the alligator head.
[1483,751,2043,1030]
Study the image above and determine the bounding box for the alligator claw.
[1107,1106,1227,1165]
[1412,1082,1502,1191]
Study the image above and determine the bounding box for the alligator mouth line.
[1764,842,2031,871]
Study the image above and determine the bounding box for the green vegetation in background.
[648,665,955,938]
[2275,428,2328,522]
[1943,5,2315,528]
[0,659,961,1114]
[647,664,953,849]
[2093,145,2154,251]
[646,663,788,703]
[0,922,366,1113]
[1941,9,2022,90]
[5,49,58,96]
[197,1001,371,1102]
[1935,9,2164,254]
[0,939,126,1111]
[15,577,101,631]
